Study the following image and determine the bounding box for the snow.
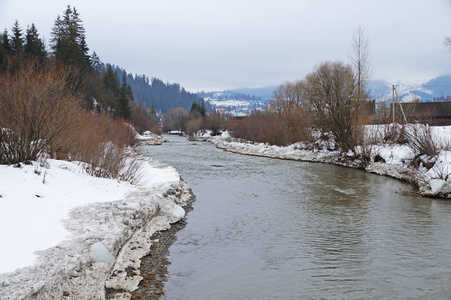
[131,127,163,145]
[0,152,190,299]
[0,159,136,274]
[204,126,451,198]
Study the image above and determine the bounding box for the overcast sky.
[1,0,451,92]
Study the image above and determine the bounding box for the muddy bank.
[129,192,195,299]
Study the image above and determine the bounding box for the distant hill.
[109,65,209,114]
[198,89,273,116]
[367,75,451,103]
[204,76,451,116]
[231,86,278,99]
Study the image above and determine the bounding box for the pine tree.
[118,86,132,119]
[121,72,134,101]
[200,99,207,117]
[0,30,10,68]
[1,30,11,54]
[103,64,119,92]
[50,5,91,70]
[24,23,46,60]
[91,51,102,73]
[10,20,24,56]
[190,101,198,114]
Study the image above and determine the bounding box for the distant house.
[390,102,451,126]
[360,99,376,124]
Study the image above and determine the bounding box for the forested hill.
[111,65,209,114]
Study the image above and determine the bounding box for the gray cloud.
[2,0,451,91]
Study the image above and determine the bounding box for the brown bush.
[0,61,141,181]
[130,101,161,135]
[58,111,137,179]
[0,63,79,164]
[186,117,203,137]
[229,108,310,146]
[405,124,438,158]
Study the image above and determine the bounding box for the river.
[139,135,451,299]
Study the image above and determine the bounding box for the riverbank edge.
[0,154,194,300]
[196,136,449,199]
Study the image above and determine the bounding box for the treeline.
[109,65,210,114]
[197,90,262,101]
[0,5,157,181]
[164,99,230,136]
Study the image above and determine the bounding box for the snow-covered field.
[196,125,451,198]
[0,149,191,299]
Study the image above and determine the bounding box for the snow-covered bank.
[0,154,192,299]
[200,126,451,199]
[135,130,164,145]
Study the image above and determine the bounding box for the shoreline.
[200,135,447,199]
[0,153,193,300]
[129,189,195,299]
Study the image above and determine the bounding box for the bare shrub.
[61,111,138,179]
[354,126,381,165]
[130,101,161,135]
[205,110,226,136]
[0,62,79,164]
[186,117,203,137]
[405,124,438,158]
[429,158,449,181]
[229,108,310,146]
[120,154,144,185]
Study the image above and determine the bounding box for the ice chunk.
[89,242,115,263]
[160,203,186,219]
[430,179,446,195]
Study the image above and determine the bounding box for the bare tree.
[348,26,371,102]
[303,61,359,151]
[270,81,305,114]
[163,107,189,132]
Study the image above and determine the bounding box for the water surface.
[139,135,451,299]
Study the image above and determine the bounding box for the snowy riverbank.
[0,152,192,299]
[193,126,451,199]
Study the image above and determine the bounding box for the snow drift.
[0,154,192,299]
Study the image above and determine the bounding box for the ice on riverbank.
[199,125,451,198]
[135,130,164,145]
[0,153,191,299]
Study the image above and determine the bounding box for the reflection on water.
[139,136,451,299]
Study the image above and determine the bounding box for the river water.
[139,135,451,299]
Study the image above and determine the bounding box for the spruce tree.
[118,86,132,119]
[121,72,134,101]
[91,51,102,73]
[190,101,198,114]
[10,20,24,56]
[103,64,119,92]
[24,23,46,60]
[50,5,91,70]
[0,30,10,68]
[200,99,207,117]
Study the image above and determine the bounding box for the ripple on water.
[139,136,451,299]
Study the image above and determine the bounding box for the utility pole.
[392,85,395,123]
